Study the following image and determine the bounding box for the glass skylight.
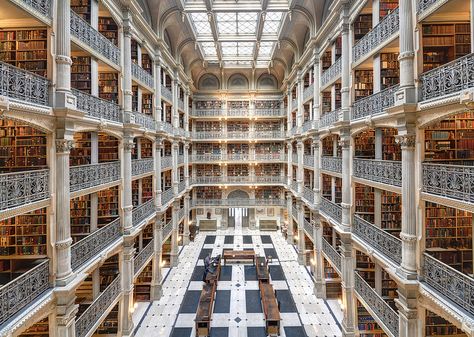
[263,12,283,34]
[221,42,255,57]
[216,12,258,35]
[201,42,217,56]
[190,13,212,36]
[258,41,274,58]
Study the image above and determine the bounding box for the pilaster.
[120,240,135,336]
[286,192,294,244]
[313,216,326,297]
[339,130,351,231]
[183,194,190,245]
[170,200,179,267]
[312,138,321,208]
[151,216,163,300]
[123,136,134,232]
[155,138,163,207]
[122,15,133,122]
[297,201,305,265]
[297,140,304,195]
[340,236,356,337]
[184,142,190,188]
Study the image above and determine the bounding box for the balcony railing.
[161,86,172,102]
[131,63,153,88]
[422,162,474,204]
[420,53,474,101]
[253,130,285,139]
[227,108,249,117]
[320,198,342,223]
[75,276,121,337]
[301,120,318,134]
[303,83,314,102]
[304,219,313,237]
[292,206,298,219]
[132,111,155,130]
[423,253,474,315]
[70,161,120,193]
[417,0,445,16]
[70,11,120,66]
[353,215,402,265]
[191,198,286,207]
[191,154,223,162]
[352,85,399,120]
[162,220,173,240]
[291,99,297,110]
[73,89,122,123]
[192,131,284,140]
[303,186,314,204]
[178,99,185,111]
[321,156,342,174]
[322,238,341,274]
[353,8,399,63]
[353,158,402,187]
[0,169,49,212]
[192,176,286,185]
[177,155,184,165]
[162,187,174,205]
[304,155,314,167]
[192,108,224,117]
[321,57,342,87]
[355,272,399,337]
[132,198,155,227]
[254,108,285,117]
[0,61,50,106]
[134,239,154,277]
[161,156,172,169]
[71,218,121,271]
[290,180,298,192]
[292,153,298,165]
[320,108,341,128]
[254,153,287,161]
[0,260,50,326]
[178,180,186,193]
[177,207,186,221]
[19,0,52,18]
[132,158,154,176]
[158,121,174,135]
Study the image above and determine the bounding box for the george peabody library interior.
[1,0,474,337]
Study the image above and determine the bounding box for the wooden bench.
[259,282,281,336]
[195,282,216,337]
[205,260,221,285]
[256,256,270,283]
[223,250,256,265]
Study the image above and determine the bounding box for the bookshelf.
[255,121,280,132]
[335,177,342,204]
[323,224,333,244]
[353,14,372,42]
[357,300,387,336]
[195,100,223,110]
[196,164,221,177]
[143,223,153,245]
[70,132,91,166]
[255,100,280,109]
[322,136,335,156]
[134,263,152,302]
[227,121,249,132]
[381,191,401,235]
[380,53,399,90]
[98,133,119,162]
[354,130,375,159]
[131,39,138,63]
[355,183,375,223]
[354,70,373,101]
[96,304,119,334]
[142,54,152,74]
[71,56,91,93]
[195,121,221,132]
[381,270,397,309]
[141,138,153,158]
[426,310,468,337]
[255,143,282,156]
[321,91,331,114]
[322,50,331,71]
[335,36,342,59]
[228,100,249,110]
[0,29,48,77]
[142,176,153,202]
[0,119,47,172]
[100,255,119,289]
[70,195,91,243]
[382,128,401,161]
[228,164,249,176]
[97,187,119,226]
[195,143,221,155]
[356,251,375,286]
[132,85,138,112]
[143,93,153,115]
[324,258,342,299]
[322,174,332,200]
[71,0,91,21]
[380,0,398,19]
[19,317,49,337]
[424,112,474,163]
[99,72,119,103]
[162,236,171,267]
[195,187,222,199]
[227,143,249,155]
[425,201,473,275]
[255,187,281,199]
[422,23,471,72]
[98,17,118,46]
[335,82,342,109]
[132,180,139,206]
[255,164,281,176]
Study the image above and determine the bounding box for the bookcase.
[70,132,91,166]
[322,174,332,200]
[142,93,153,115]
[425,201,473,275]
[71,0,91,21]
[381,270,397,309]
[99,72,119,103]
[196,187,222,199]
[142,54,152,74]
[323,224,333,244]
[321,50,331,71]
[97,187,119,226]
[382,128,401,161]
[321,91,331,114]
[254,100,280,109]
[255,121,280,132]
[227,121,249,132]
[422,23,471,72]
[195,100,223,110]
[70,195,91,243]
[195,121,221,132]
[335,82,342,109]
[162,173,172,190]
[96,304,119,335]
[0,29,48,77]
[354,130,375,159]
[380,53,399,89]
[322,136,335,156]
[227,143,249,155]
[0,119,47,172]
[142,176,153,202]
[98,133,119,162]
[354,70,373,101]
[19,317,49,337]
[134,263,152,302]
[335,177,342,204]
[195,143,221,155]
[132,180,139,206]
[100,255,119,289]
[424,112,474,163]
[98,17,118,46]
[228,100,249,110]
[196,164,221,177]
[255,143,282,156]
[426,310,468,337]
[228,164,249,176]
[71,56,91,93]
[353,14,372,42]
[141,138,153,158]
[255,164,281,176]
[381,191,401,235]
[131,39,138,63]
[357,300,387,336]
[356,251,375,286]
[335,36,342,59]
[379,0,398,19]
[355,183,374,223]
[132,85,138,112]
[255,187,281,199]
[324,258,342,299]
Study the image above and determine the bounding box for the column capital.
[123,139,135,151]
[56,139,74,153]
[338,138,350,149]
[395,134,416,148]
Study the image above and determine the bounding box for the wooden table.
[223,250,256,265]
[259,282,281,336]
[195,282,216,337]
[256,256,270,283]
[205,261,221,285]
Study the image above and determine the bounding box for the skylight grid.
[262,12,283,34]
[201,42,217,56]
[190,13,212,36]
[258,41,274,58]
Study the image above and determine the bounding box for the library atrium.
[0,0,473,336]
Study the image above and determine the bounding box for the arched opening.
[227,189,249,228]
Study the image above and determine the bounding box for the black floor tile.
[275,289,298,313]
[244,265,257,281]
[243,235,253,244]
[224,235,234,244]
[179,290,201,313]
[214,290,231,313]
[245,290,262,313]
[199,248,213,260]
[269,265,286,281]
[190,265,206,281]
[204,236,216,244]
[219,265,232,281]
[260,235,272,244]
[170,328,192,337]
[210,327,229,337]
[264,248,278,260]
[284,326,307,337]
[247,327,267,337]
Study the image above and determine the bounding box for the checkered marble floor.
[134,228,342,337]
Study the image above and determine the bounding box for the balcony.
[320,197,342,224]
[161,85,173,103]
[134,239,154,277]
[422,253,474,316]
[191,198,286,207]
[353,8,399,64]
[303,83,314,102]
[290,180,298,192]
[303,186,314,204]
[254,153,287,162]
[353,158,402,187]
[422,163,474,204]
[254,108,285,117]
[161,156,172,169]
[178,180,186,193]
[177,207,186,221]
[292,205,298,219]
[162,188,174,205]
[321,156,342,174]
[352,215,402,265]
[131,63,153,89]
[192,108,224,117]
[322,238,341,274]
[132,198,155,227]
[73,89,122,123]
[158,121,174,135]
[227,108,249,117]
[191,154,224,162]
[253,130,285,139]
[162,219,173,240]
[304,219,314,237]
[132,158,154,177]
[17,0,52,19]
[351,85,399,121]
[192,131,284,140]
[354,272,399,337]
[132,111,155,130]
[304,155,314,167]
[75,276,121,337]
[417,0,450,18]
[70,11,120,66]
[0,61,50,106]
[70,162,120,193]
[321,58,342,88]
[320,108,341,129]
[0,260,50,326]
[178,99,185,112]
[420,53,474,102]
[191,176,286,185]
[0,169,49,212]
[71,218,122,271]
[301,120,317,134]
[226,154,251,162]
[177,155,184,165]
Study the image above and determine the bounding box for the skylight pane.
[258,41,274,57]
[190,12,212,36]
[201,42,217,56]
[237,12,258,34]
[221,42,238,56]
[217,13,237,35]
[238,42,254,56]
[262,12,284,34]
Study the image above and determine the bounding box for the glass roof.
[185,0,289,68]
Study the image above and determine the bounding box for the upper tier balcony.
[16,0,52,20]
[191,176,286,185]
[190,198,285,208]
[353,158,402,188]
[351,85,399,121]
[353,8,399,64]
[321,58,342,88]
[303,83,314,102]
[320,108,342,129]
[322,238,342,274]
[320,197,342,224]
[303,186,314,204]
[132,198,156,228]
[132,158,154,177]
[303,219,314,237]
[134,239,154,277]
[321,156,342,174]
[191,131,284,140]
[178,98,185,112]
[161,188,174,206]
[73,89,122,123]
[131,62,154,89]
[70,161,121,194]
[162,219,173,241]
[303,155,314,167]
[301,120,318,134]
[417,0,449,19]
[161,85,173,103]
[132,111,155,130]
[161,156,172,170]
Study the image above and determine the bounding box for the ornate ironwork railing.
[162,220,173,240]
[161,188,174,205]
[177,155,184,165]
[70,11,120,66]
[132,158,154,176]
[254,153,287,161]
[192,108,224,117]
[417,0,449,17]
[179,99,185,112]
[254,108,285,117]
[353,158,402,187]
[321,57,342,87]
[133,111,155,130]
[191,176,286,185]
[0,61,50,106]
[158,121,174,135]
[191,154,223,162]
[304,155,314,167]
[0,169,49,211]
[227,108,249,117]
[353,8,399,63]
[303,83,314,102]
[0,260,50,325]
[321,156,342,174]
[177,207,186,221]
[320,197,342,223]
[353,215,402,265]
[320,108,341,128]
[253,130,285,139]
[161,156,172,169]
[423,253,474,315]
[161,85,172,102]
[352,85,399,120]
[132,198,155,227]
[422,163,474,203]
[178,180,186,193]
[70,162,120,193]
[75,276,121,337]
[290,180,298,192]
[71,218,121,271]
[133,239,154,277]
[322,238,341,273]
[292,206,298,219]
[304,219,313,237]
[355,272,399,337]
[190,198,285,207]
[420,53,474,101]
[19,0,52,18]
[131,62,153,88]
[73,89,122,123]
[303,186,314,204]
[301,120,317,134]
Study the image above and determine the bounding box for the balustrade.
[132,198,155,227]
[304,155,314,167]
[320,108,341,128]
[133,239,154,277]
[177,155,184,165]
[303,83,314,102]
[191,154,224,162]
[254,108,285,117]
[322,238,341,273]
[292,206,298,219]
[19,0,52,18]
[320,197,342,223]
[158,121,175,135]
[178,99,185,111]
[73,89,122,123]
[304,219,313,237]
[192,176,285,185]
[227,108,249,117]
[70,162,120,193]
[161,187,174,205]
[132,111,155,130]
[131,62,154,88]
[192,108,224,117]
[321,58,342,87]
[161,156,172,169]
[417,0,448,16]
[132,158,154,176]
[162,220,173,240]
[303,186,314,203]
[178,180,186,193]
[321,156,342,174]
[290,180,298,192]
[177,207,186,221]
[352,85,398,120]
[353,158,402,187]
[254,153,287,161]
[161,86,173,102]
[190,198,285,207]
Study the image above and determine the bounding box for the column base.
[55,91,77,110]
[313,281,326,299]
[170,254,178,267]
[297,251,305,265]
[342,324,356,337]
[150,284,163,300]
[395,86,417,106]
